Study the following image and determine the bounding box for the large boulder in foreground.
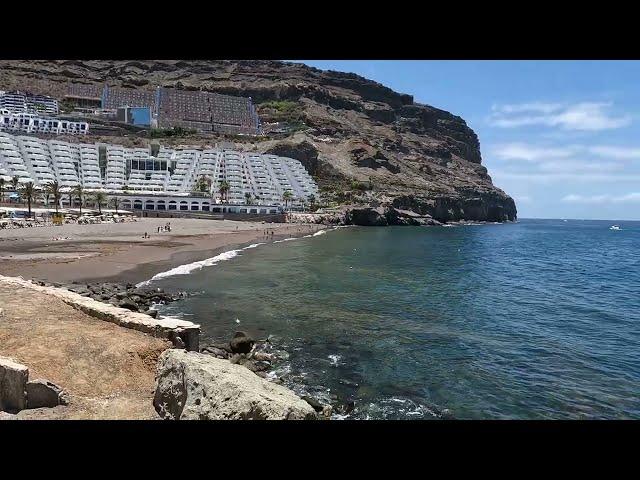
[153,350,317,420]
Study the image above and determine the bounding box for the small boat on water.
[609,225,621,231]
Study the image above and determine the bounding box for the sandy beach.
[0,218,325,285]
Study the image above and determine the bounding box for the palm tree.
[73,185,84,214]
[110,196,121,213]
[0,177,5,204]
[218,180,230,204]
[19,182,36,218]
[46,181,62,214]
[308,194,317,211]
[92,191,107,214]
[282,190,293,211]
[11,176,19,194]
[244,192,252,205]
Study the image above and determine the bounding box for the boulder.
[118,297,139,311]
[252,351,274,362]
[0,356,28,412]
[385,207,442,226]
[153,350,317,420]
[200,346,229,358]
[229,331,255,354]
[302,395,325,412]
[345,207,388,226]
[25,379,68,408]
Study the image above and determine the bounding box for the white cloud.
[537,160,624,173]
[561,192,640,204]
[491,102,564,114]
[587,146,640,159]
[614,192,640,203]
[488,102,632,131]
[492,143,579,162]
[491,171,640,184]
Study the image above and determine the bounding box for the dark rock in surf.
[302,395,326,413]
[118,298,139,311]
[230,331,255,354]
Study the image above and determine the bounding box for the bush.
[150,127,198,138]
[350,180,371,192]
[259,100,299,113]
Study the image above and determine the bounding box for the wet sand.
[0,218,325,285]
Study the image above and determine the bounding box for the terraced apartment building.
[0,131,318,210]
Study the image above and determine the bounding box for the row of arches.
[120,198,279,214]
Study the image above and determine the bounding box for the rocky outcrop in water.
[0,60,516,223]
[153,349,318,420]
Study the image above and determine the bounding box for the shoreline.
[0,218,327,285]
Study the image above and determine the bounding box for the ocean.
[152,219,640,419]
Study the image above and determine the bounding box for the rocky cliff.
[0,60,516,223]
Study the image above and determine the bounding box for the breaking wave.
[138,229,336,285]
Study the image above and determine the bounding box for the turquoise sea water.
[154,219,640,419]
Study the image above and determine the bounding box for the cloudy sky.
[299,60,640,220]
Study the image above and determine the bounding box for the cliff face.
[0,60,516,223]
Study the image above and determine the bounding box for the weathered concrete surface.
[154,350,318,420]
[0,275,200,351]
[0,356,28,412]
[26,379,69,409]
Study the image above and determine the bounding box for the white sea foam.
[138,227,339,285]
[137,249,242,286]
[273,237,298,243]
[328,354,342,366]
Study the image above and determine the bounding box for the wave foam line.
[138,228,337,285]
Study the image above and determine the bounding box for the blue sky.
[297,61,640,220]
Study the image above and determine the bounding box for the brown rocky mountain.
[0,60,516,224]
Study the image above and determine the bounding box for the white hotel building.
[0,132,319,212]
[0,110,89,135]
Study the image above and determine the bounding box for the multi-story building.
[66,84,262,135]
[0,131,318,211]
[0,111,88,135]
[0,90,59,115]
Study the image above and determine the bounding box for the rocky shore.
[31,279,186,318]
[199,331,335,417]
[1,276,327,420]
[19,278,338,418]
[289,205,516,227]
